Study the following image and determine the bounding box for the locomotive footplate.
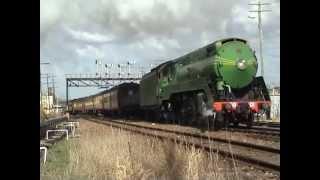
[213,101,270,113]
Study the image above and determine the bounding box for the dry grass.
[41,120,247,180]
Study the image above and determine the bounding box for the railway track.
[223,124,280,142]
[86,117,280,173]
[250,126,280,132]
[253,121,280,128]
[225,125,280,138]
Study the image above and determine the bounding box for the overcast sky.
[40,0,280,100]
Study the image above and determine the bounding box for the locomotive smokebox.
[213,39,258,89]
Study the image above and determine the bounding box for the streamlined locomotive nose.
[213,40,258,89]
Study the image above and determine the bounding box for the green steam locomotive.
[140,38,270,129]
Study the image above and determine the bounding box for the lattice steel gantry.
[65,74,141,108]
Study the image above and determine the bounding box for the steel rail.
[224,126,280,137]
[108,119,279,153]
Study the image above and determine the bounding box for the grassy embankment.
[41,120,242,180]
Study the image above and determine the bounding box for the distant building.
[41,95,64,113]
[53,104,65,113]
[269,86,280,96]
[41,95,54,113]
[268,86,280,121]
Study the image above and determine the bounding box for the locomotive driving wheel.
[160,102,174,124]
[167,102,175,124]
[214,112,224,130]
[196,92,211,130]
[224,114,230,129]
[181,96,197,126]
[233,121,239,127]
[246,112,254,128]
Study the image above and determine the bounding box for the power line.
[248,0,272,77]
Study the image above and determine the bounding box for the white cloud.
[232,5,256,34]
[159,0,191,19]
[66,28,115,43]
[40,0,64,33]
[76,45,106,59]
[116,0,155,19]
[201,32,210,46]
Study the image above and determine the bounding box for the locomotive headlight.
[249,102,255,108]
[231,102,237,109]
[236,59,247,70]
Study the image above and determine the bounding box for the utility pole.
[52,74,56,105]
[40,62,50,115]
[249,0,271,77]
[46,74,50,113]
[66,79,69,111]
